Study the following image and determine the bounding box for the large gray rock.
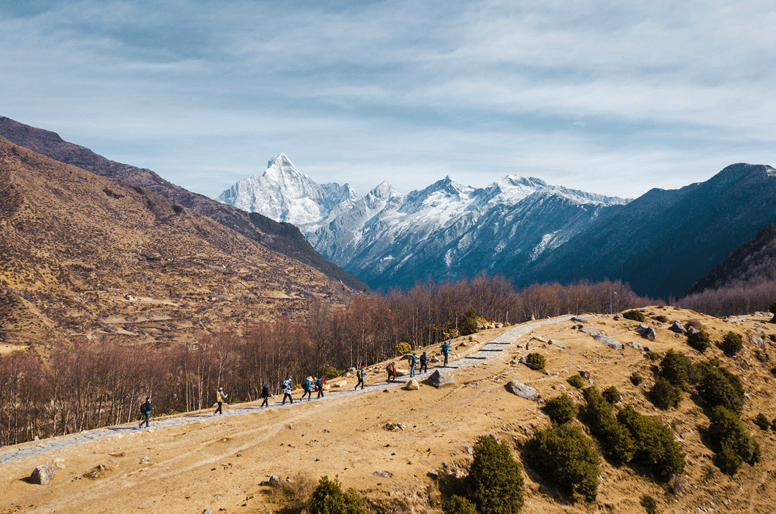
[635,324,657,341]
[426,370,455,388]
[30,464,56,485]
[549,339,568,349]
[593,334,623,350]
[688,327,700,335]
[614,313,623,320]
[579,327,606,337]
[505,380,542,402]
[571,316,590,324]
[670,321,687,334]
[752,336,765,348]
[627,341,644,351]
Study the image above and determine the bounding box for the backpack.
[140,402,149,414]
[303,379,311,391]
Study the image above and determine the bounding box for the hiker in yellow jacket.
[214,387,228,415]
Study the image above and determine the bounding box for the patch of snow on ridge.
[529,232,559,262]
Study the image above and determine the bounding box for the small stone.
[404,379,420,390]
[203,510,213,514]
[463,445,473,455]
[140,457,149,464]
[374,470,392,478]
[30,464,56,485]
[427,470,439,479]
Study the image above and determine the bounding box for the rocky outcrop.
[426,370,455,388]
[593,334,623,350]
[505,380,542,402]
[670,321,687,334]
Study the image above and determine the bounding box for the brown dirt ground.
[2,307,776,513]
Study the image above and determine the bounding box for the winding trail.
[0,316,571,465]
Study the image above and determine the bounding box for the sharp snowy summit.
[217,156,630,289]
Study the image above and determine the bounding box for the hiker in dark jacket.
[442,340,451,366]
[138,397,152,429]
[316,376,325,399]
[301,377,314,401]
[260,382,270,408]
[355,364,365,390]
[420,352,428,373]
[386,362,396,383]
[409,353,417,377]
[282,378,293,404]
[214,387,227,415]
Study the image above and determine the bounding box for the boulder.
[345,367,356,375]
[670,321,687,334]
[614,313,623,320]
[404,379,420,390]
[579,370,591,379]
[330,380,348,388]
[752,336,765,348]
[579,327,606,337]
[30,464,56,485]
[571,316,590,323]
[593,334,623,350]
[627,341,644,351]
[427,370,455,388]
[549,339,568,349]
[505,380,542,402]
[394,368,410,377]
[688,327,699,335]
[268,475,290,488]
[641,327,657,341]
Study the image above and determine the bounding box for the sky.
[2,0,775,200]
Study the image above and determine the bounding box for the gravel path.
[0,316,571,465]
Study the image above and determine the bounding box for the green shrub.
[623,310,646,322]
[753,413,770,430]
[523,424,600,502]
[543,394,578,425]
[648,377,682,410]
[687,330,711,352]
[460,307,479,336]
[466,435,525,514]
[395,342,411,355]
[317,364,342,381]
[617,405,685,481]
[602,386,622,404]
[580,387,635,464]
[630,372,643,386]
[567,375,584,389]
[526,352,546,370]
[644,351,661,361]
[640,494,658,514]
[697,366,744,414]
[653,314,669,323]
[658,350,693,388]
[443,496,478,514]
[707,406,761,475]
[309,476,366,514]
[719,331,743,356]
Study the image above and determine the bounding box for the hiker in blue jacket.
[316,376,325,399]
[355,364,365,390]
[420,352,428,373]
[409,353,418,377]
[442,340,451,366]
[138,397,152,429]
[301,377,314,401]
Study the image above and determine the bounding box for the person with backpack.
[355,364,365,390]
[260,382,270,408]
[442,340,451,366]
[214,387,227,415]
[301,376,314,401]
[420,352,428,373]
[316,376,325,399]
[138,397,152,429]
[282,378,293,404]
[409,353,418,377]
[386,362,396,383]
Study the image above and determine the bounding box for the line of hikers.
[138,340,454,428]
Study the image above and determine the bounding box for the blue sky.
[2,0,775,200]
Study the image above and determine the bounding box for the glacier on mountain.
[217,154,630,289]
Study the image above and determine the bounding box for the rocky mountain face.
[0,116,368,292]
[218,155,629,289]
[523,163,776,299]
[0,137,355,345]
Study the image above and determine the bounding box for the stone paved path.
[0,316,571,465]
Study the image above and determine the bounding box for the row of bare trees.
[677,279,776,317]
[1,275,649,447]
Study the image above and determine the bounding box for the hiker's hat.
[219,387,223,390]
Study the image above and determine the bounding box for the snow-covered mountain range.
[217,154,630,289]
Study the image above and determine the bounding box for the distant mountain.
[0,116,368,292]
[0,137,355,345]
[218,155,629,289]
[681,220,776,296]
[522,163,776,299]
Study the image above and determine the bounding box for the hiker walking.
[442,340,451,367]
[386,362,396,383]
[138,396,152,429]
[282,378,293,404]
[260,382,270,408]
[420,351,428,373]
[301,376,314,401]
[316,376,325,399]
[355,364,365,390]
[409,353,418,377]
[214,387,227,415]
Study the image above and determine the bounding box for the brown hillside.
[0,137,355,346]
[0,115,369,292]
[1,308,775,513]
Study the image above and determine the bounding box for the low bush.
[707,406,761,476]
[443,496,477,514]
[460,307,479,336]
[653,314,669,323]
[685,319,703,330]
[623,310,646,322]
[697,366,745,414]
[644,351,661,361]
[640,494,658,514]
[543,394,578,425]
[648,377,682,410]
[719,331,743,356]
[687,330,711,352]
[630,372,643,386]
[526,352,546,371]
[753,413,770,430]
[617,405,685,481]
[309,476,366,514]
[395,342,411,355]
[523,424,600,502]
[602,386,621,404]
[567,375,584,389]
[580,387,635,464]
[466,435,525,514]
[317,364,342,381]
[658,350,694,388]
